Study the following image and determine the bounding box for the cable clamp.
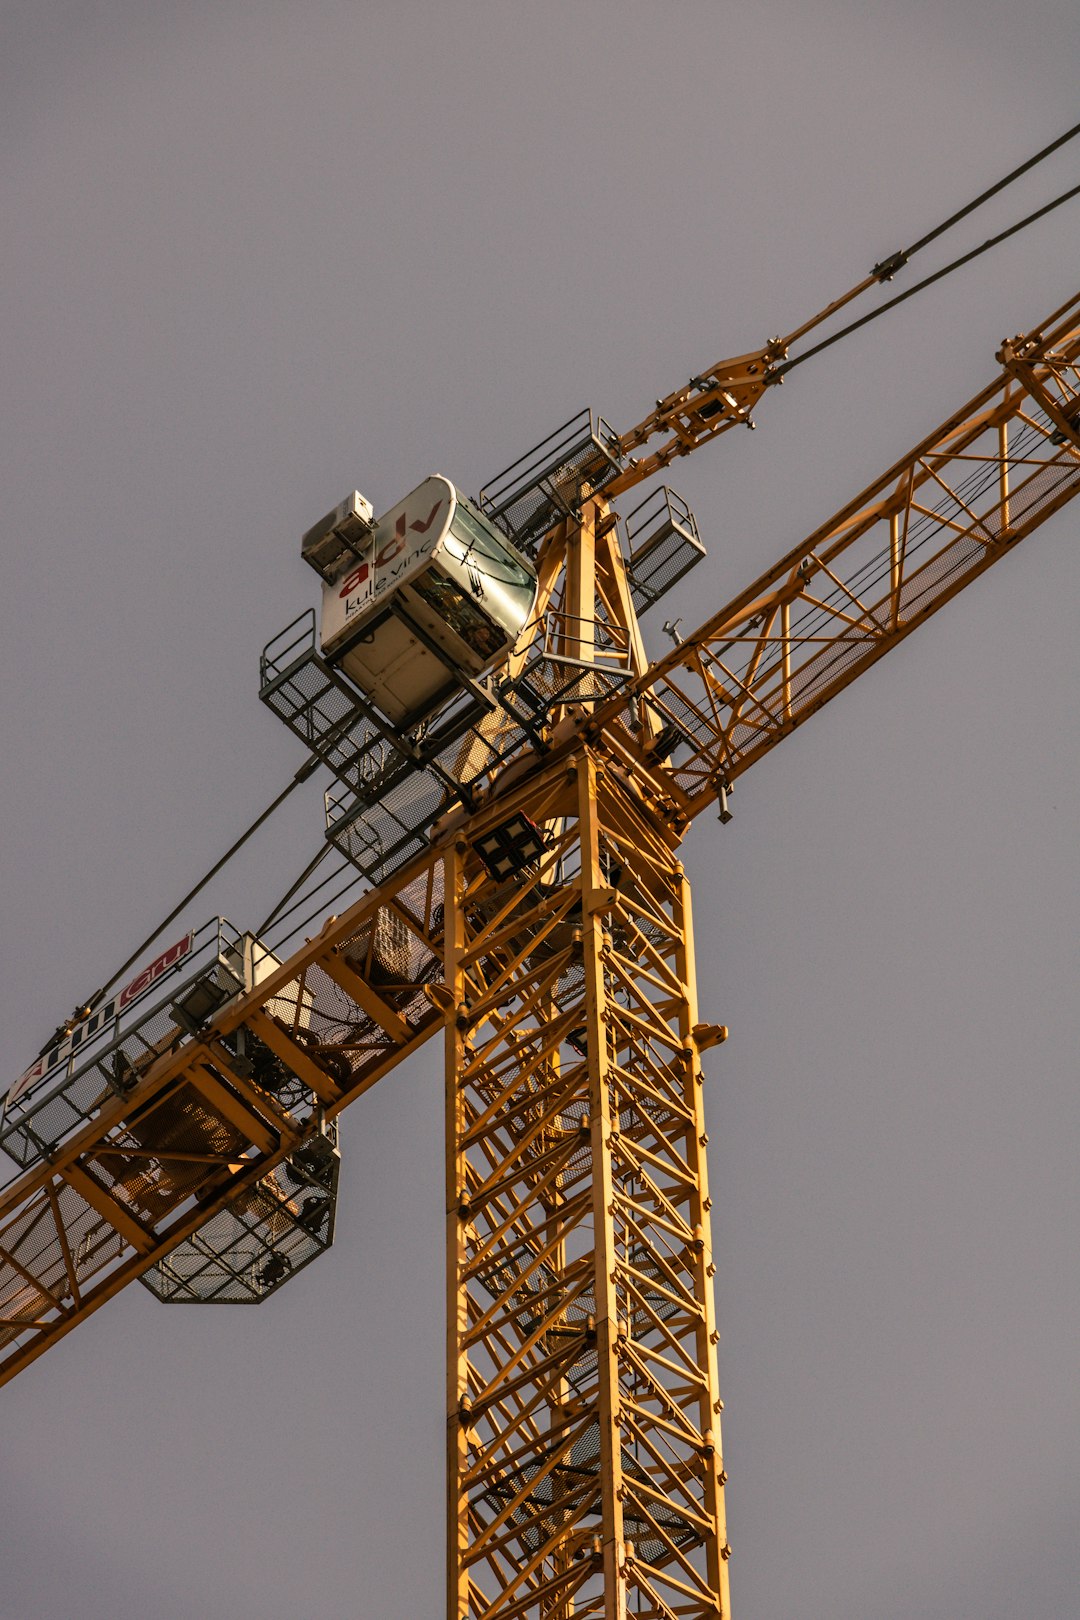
[871,249,909,282]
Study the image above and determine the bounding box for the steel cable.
[42,756,323,1050]
[774,173,1080,380]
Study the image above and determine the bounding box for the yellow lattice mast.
[440,498,733,1617]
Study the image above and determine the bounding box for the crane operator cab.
[301,476,538,729]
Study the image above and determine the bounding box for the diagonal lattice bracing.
[446,753,729,1618]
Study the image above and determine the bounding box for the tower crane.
[2,133,1079,1619]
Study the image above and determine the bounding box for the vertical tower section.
[444,751,730,1619]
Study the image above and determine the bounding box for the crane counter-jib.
[0,848,453,1370]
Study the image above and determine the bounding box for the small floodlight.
[472,813,549,882]
[171,972,235,1034]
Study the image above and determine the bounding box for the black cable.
[902,118,1080,261]
[773,177,1080,380]
[778,121,1080,351]
[261,848,367,950]
[49,757,323,1045]
[257,840,334,937]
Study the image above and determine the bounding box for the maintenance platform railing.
[1,919,270,1172]
[260,611,633,885]
[478,407,625,556]
[623,484,707,611]
[141,1119,340,1304]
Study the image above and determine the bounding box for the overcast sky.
[1,5,1078,1618]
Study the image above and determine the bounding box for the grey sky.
[1,4,1078,1617]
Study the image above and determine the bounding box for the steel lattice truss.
[598,304,1080,814]
[0,859,449,1380]
[1,288,1079,1620]
[446,757,728,1619]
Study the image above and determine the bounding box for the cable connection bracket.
[871,249,909,283]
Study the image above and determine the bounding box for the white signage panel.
[4,931,195,1115]
[320,475,455,653]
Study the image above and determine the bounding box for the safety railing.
[624,484,706,612]
[478,407,625,556]
[0,919,278,1172]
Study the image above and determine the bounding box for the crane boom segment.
[597,296,1080,818]
[0,855,447,1385]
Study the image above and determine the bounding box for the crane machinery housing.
[3,128,1080,1619]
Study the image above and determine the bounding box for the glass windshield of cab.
[411,569,506,661]
[442,496,537,631]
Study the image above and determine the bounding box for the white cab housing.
[318,475,538,726]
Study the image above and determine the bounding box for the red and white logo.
[4,930,195,1114]
[321,476,454,652]
[337,496,444,597]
